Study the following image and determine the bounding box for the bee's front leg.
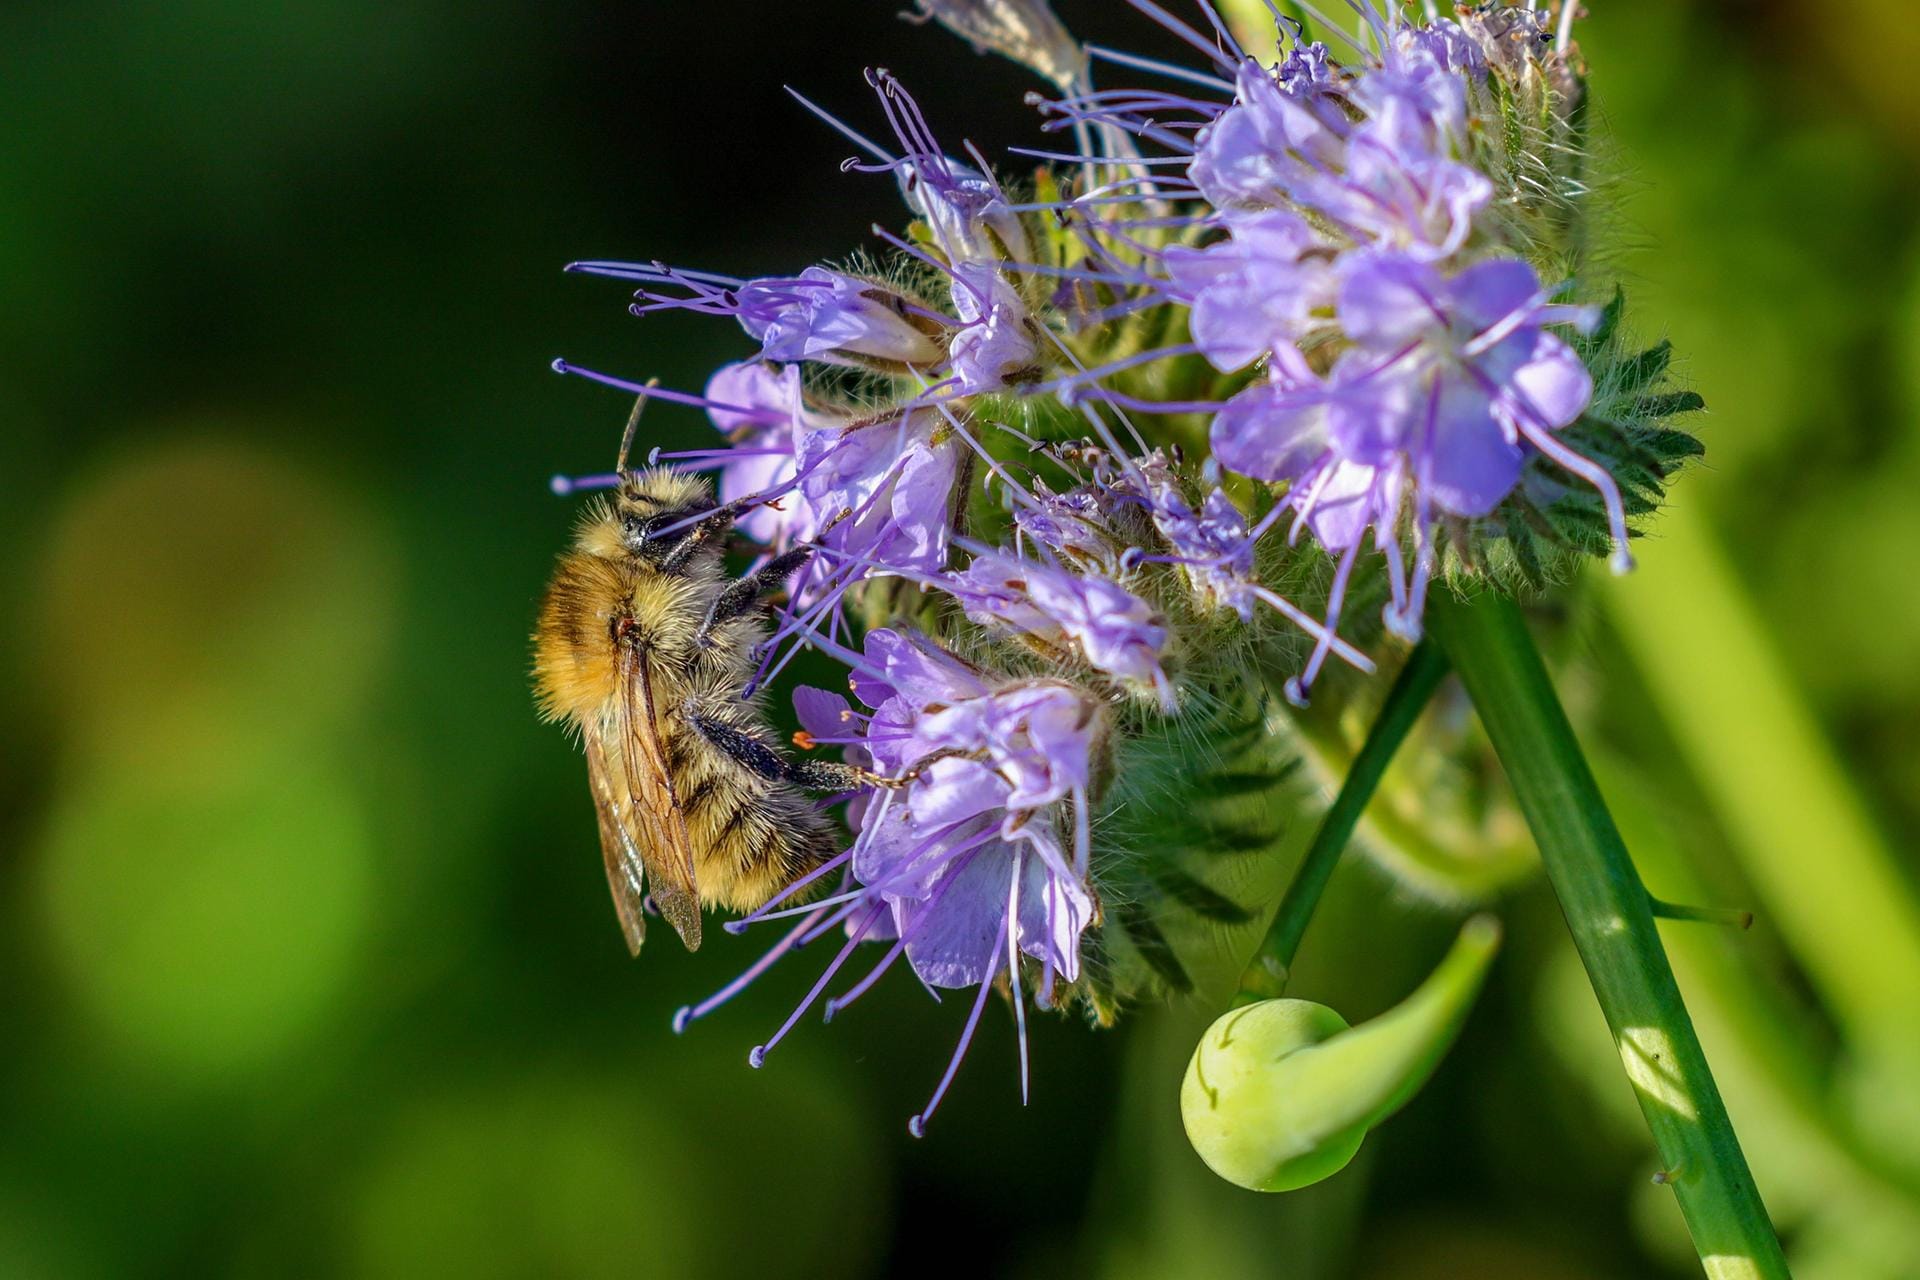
[697,547,813,644]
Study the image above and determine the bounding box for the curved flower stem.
[1426,592,1789,1280]
[1235,640,1451,1007]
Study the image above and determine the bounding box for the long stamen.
[548,359,772,420]
[1252,586,1376,672]
[822,934,910,1022]
[1006,860,1030,1105]
[907,910,1008,1138]
[749,904,888,1068]
[1124,0,1241,71]
[1284,537,1365,707]
[672,905,830,1034]
[1086,44,1235,93]
[549,472,621,496]
[724,846,857,932]
[784,85,895,163]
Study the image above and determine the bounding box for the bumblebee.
[533,399,864,954]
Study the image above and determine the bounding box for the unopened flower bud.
[1181,916,1501,1191]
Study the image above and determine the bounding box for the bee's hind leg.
[697,548,813,644]
[685,708,871,793]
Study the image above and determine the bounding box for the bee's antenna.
[614,378,660,476]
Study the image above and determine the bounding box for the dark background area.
[5,2,1920,1276]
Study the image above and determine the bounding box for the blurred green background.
[5,2,1920,1276]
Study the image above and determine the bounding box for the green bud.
[1181,916,1503,1191]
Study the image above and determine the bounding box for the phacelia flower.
[702,361,815,549]
[949,265,1042,392]
[541,0,1705,1162]
[1160,209,1333,375]
[941,547,1171,704]
[1209,250,1614,698]
[674,629,1100,1137]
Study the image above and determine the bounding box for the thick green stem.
[1236,641,1450,1006]
[1427,592,1788,1280]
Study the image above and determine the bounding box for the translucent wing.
[584,731,651,956]
[609,643,704,950]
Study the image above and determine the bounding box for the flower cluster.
[675,629,1099,1135]
[1031,2,1629,700]
[548,0,1701,1133]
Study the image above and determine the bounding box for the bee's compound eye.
[624,510,688,553]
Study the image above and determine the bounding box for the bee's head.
[614,468,718,562]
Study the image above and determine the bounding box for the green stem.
[1427,592,1788,1280]
[1236,640,1450,1006]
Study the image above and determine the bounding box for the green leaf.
[1615,339,1674,394]
[1635,390,1708,418]
[1149,868,1256,924]
[1116,901,1194,994]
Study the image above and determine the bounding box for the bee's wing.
[612,643,704,950]
[584,731,651,956]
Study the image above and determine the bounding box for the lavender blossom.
[1161,209,1333,374]
[674,629,1100,1137]
[949,265,1042,392]
[1210,250,1613,698]
[544,0,1707,1159]
[567,260,947,369]
[703,361,814,549]
[735,268,947,367]
[942,547,1171,703]
[799,408,964,577]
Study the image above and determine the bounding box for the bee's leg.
[655,494,781,574]
[685,710,872,793]
[697,547,814,643]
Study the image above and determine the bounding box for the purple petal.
[1337,251,1446,349]
[793,686,852,739]
[902,845,1017,988]
[1210,382,1332,483]
[1301,458,1390,551]
[1448,258,1542,334]
[1495,331,1593,432]
[1424,372,1524,517]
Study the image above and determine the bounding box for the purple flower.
[570,259,948,368]
[1161,209,1333,373]
[1172,34,1491,261]
[1189,60,1346,214]
[865,69,1034,267]
[1118,453,1262,621]
[1215,252,1598,515]
[1334,251,1598,511]
[852,630,1096,981]
[949,265,1041,391]
[1012,482,1121,575]
[674,629,1100,1138]
[1210,250,1619,697]
[942,548,1171,702]
[736,267,946,366]
[799,408,963,578]
[703,361,817,548]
